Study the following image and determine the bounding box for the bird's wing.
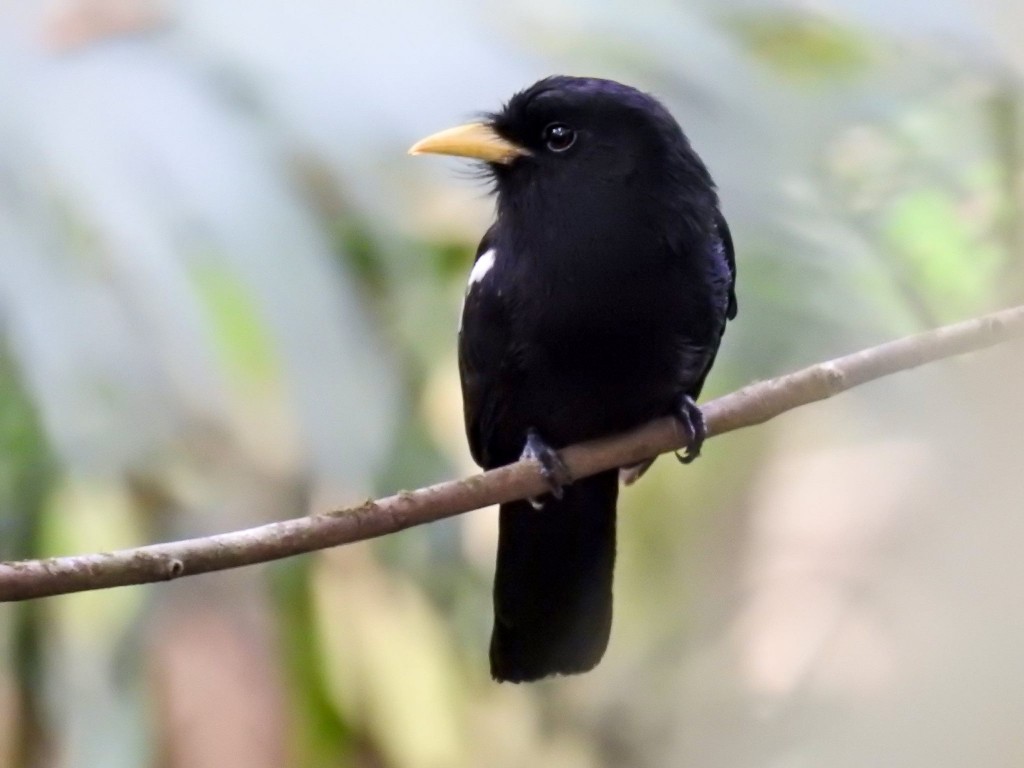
[458,226,511,468]
[716,209,738,321]
[680,210,737,401]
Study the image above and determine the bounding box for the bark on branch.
[2,305,1022,602]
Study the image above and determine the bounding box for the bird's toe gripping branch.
[673,394,706,464]
[521,429,572,509]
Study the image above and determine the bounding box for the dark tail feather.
[489,469,618,683]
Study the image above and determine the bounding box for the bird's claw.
[521,429,571,508]
[672,394,706,465]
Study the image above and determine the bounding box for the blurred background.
[0,0,1022,765]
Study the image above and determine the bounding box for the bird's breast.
[470,227,724,445]
[507,245,695,347]
[508,263,693,428]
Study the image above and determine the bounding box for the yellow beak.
[408,122,528,164]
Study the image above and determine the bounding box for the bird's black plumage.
[438,76,736,682]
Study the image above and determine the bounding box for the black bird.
[410,76,737,683]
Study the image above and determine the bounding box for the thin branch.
[2,305,1022,602]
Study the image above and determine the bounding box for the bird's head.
[410,76,716,216]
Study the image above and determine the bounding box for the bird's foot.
[672,394,706,465]
[521,429,572,509]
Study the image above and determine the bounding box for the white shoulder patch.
[468,248,496,288]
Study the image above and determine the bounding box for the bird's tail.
[489,469,618,683]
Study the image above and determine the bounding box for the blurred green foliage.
[191,261,282,386]
[729,11,876,83]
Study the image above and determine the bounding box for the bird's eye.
[543,123,576,152]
